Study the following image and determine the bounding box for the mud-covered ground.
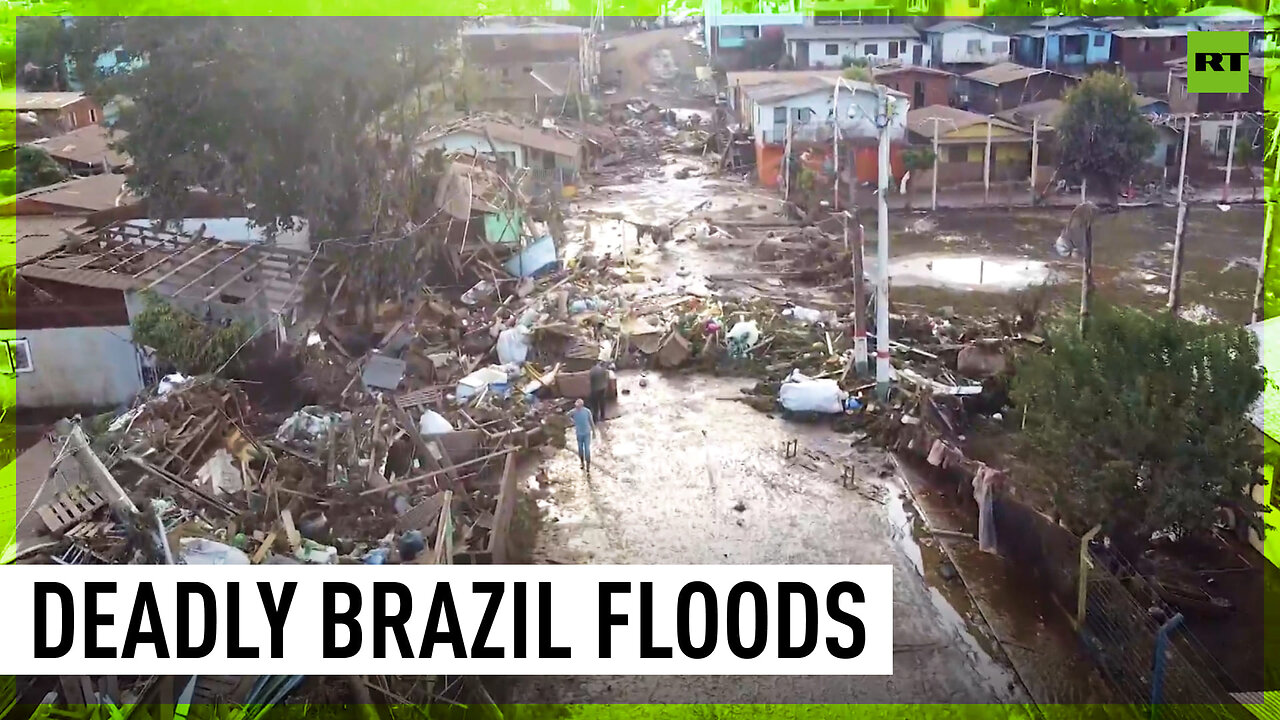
[519,372,1025,703]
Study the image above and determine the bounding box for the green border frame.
[0,1,1275,717]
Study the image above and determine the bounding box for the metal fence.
[1078,537,1249,720]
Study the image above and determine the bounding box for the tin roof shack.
[1012,17,1113,72]
[417,118,586,193]
[461,22,595,96]
[922,21,1012,72]
[960,62,1079,115]
[24,125,130,176]
[874,65,956,112]
[11,92,104,135]
[784,24,930,70]
[1165,57,1266,116]
[1111,27,1188,95]
[724,69,843,123]
[906,105,1032,188]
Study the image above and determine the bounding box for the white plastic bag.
[727,320,760,346]
[779,370,848,414]
[781,306,831,325]
[496,325,532,365]
[180,538,250,565]
[418,409,454,435]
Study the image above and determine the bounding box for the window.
[1093,34,1105,47]
[792,107,813,123]
[114,49,128,65]
[773,107,787,123]
[865,43,879,55]
[889,41,900,59]
[746,27,761,39]
[4,339,32,374]
[541,151,557,170]
[991,40,1008,54]
[89,108,97,123]
[947,146,968,163]
[966,39,982,54]
[826,43,840,56]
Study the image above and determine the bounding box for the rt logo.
[1187,31,1252,93]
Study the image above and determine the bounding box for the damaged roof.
[20,222,334,311]
[419,118,582,159]
[13,216,88,264]
[12,173,133,214]
[995,99,1065,128]
[965,62,1076,86]
[25,125,129,168]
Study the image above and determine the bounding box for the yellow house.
[904,104,1031,182]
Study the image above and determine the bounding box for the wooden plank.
[171,243,256,296]
[252,531,278,564]
[202,256,267,301]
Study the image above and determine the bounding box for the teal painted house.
[1013,17,1112,71]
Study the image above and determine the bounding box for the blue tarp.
[505,234,558,278]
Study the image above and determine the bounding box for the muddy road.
[523,372,1025,703]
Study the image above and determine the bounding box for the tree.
[841,57,873,82]
[131,292,252,375]
[15,16,71,91]
[67,17,460,239]
[900,147,935,212]
[1055,72,1155,205]
[16,146,68,192]
[1010,304,1266,543]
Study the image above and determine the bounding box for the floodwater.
[523,372,1027,703]
[886,255,1059,292]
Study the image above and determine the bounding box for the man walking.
[588,361,611,422]
[568,398,597,474]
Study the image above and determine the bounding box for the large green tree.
[1055,72,1156,205]
[68,17,459,239]
[1010,304,1266,542]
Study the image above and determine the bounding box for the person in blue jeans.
[568,398,597,474]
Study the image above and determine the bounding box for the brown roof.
[995,99,1065,127]
[13,217,88,264]
[26,125,129,168]
[421,118,582,159]
[906,105,1029,138]
[965,62,1076,86]
[12,92,87,111]
[13,173,132,213]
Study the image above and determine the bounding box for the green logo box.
[1187,30,1251,94]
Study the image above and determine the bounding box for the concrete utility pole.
[875,89,892,400]
[1223,111,1239,203]
[1030,117,1040,205]
[850,216,868,375]
[832,81,842,211]
[1177,114,1191,205]
[930,117,940,211]
[983,115,993,204]
[783,113,794,202]
[1168,203,1190,315]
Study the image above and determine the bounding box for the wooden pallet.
[64,520,115,542]
[36,485,106,535]
[397,386,447,411]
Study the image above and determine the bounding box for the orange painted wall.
[756,143,905,190]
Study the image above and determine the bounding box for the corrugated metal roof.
[1246,317,1280,441]
[13,217,87,264]
[11,92,86,111]
[965,62,1046,85]
[925,20,1003,35]
[14,173,132,212]
[784,23,920,42]
[1232,692,1280,720]
[420,119,582,159]
[1113,27,1188,38]
[26,125,129,167]
[906,104,1029,137]
[20,262,144,291]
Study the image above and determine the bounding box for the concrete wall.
[16,325,143,409]
[931,28,1011,66]
[793,37,930,69]
[750,86,908,146]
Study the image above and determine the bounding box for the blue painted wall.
[1014,25,1112,68]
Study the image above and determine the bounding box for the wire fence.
[1080,542,1249,720]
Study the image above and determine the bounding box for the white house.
[415,120,585,186]
[922,20,1011,68]
[743,77,908,146]
[784,24,929,70]
[703,0,805,61]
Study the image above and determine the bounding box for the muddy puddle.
[523,371,1027,704]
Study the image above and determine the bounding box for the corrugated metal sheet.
[19,263,143,291]
[1232,692,1280,720]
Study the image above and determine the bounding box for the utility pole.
[1168,203,1190,315]
[1223,111,1238,204]
[930,117,940,211]
[1177,114,1191,205]
[832,82,841,211]
[783,113,794,202]
[983,115,993,204]
[1080,211,1094,335]
[875,89,892,400]
[850,215,868,375]
[1030,116,1040,205]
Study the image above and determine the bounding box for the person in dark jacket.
[588,362,610,422]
